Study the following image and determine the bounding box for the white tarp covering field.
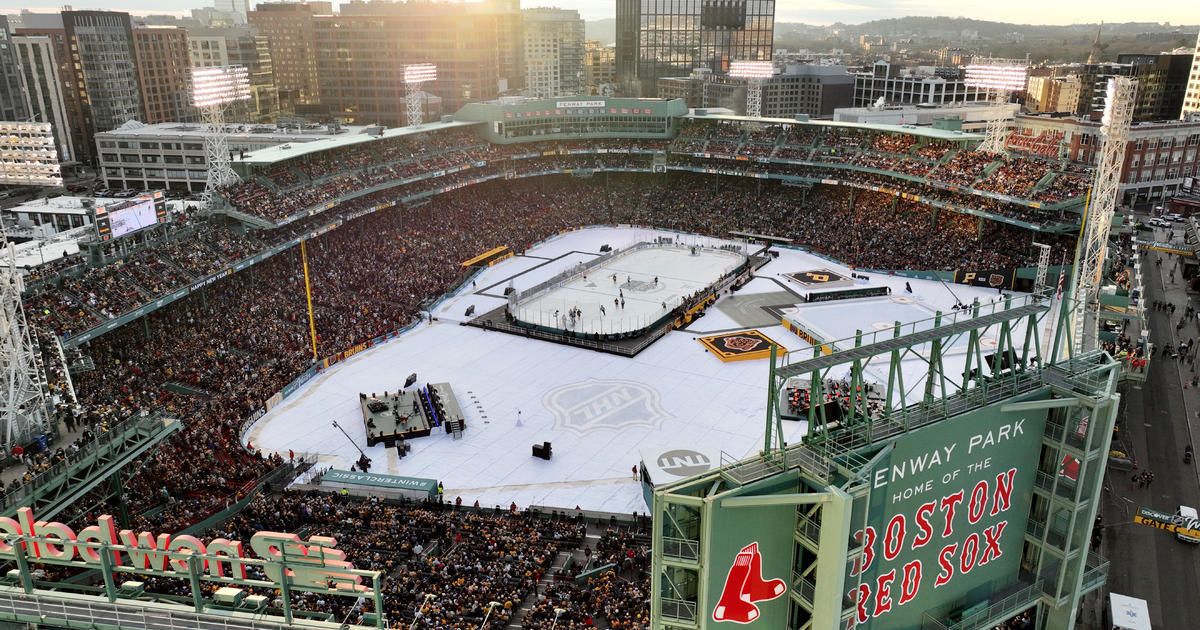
[245,226,1032,513]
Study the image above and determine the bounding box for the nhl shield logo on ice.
[543,378,671,436]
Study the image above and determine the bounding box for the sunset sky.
[6,0,1199,26]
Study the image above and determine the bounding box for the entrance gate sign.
[1134,506,1200,538]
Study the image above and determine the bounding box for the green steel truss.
[0,415,181,522]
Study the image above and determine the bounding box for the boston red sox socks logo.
[712,542,786,624]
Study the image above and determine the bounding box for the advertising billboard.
[845,405,1047,628]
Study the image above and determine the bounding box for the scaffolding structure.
[0,230,52,455]
[1071,76,1138,353]
[976,90,1012,155]
[404,64,437,128]
[192,66,251,209]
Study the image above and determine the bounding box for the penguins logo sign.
[713,542,786,624]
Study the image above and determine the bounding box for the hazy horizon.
[6,0,1199,27]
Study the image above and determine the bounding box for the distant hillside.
[587,16,1197,63]
[586,18,615,45]
[775,18,1199,63]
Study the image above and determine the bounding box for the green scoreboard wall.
[846,404,1048,628]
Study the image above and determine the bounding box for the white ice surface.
[245,226,1038,513]
[515,245,743,334]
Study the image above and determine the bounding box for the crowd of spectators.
[220,121,1093,227]
[931,150,997,187]
[46,489,654,630]
[974,157,1053,198]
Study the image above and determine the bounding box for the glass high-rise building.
[616,0,775,97]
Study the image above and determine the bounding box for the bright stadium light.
[404,63,438,127]
[191,66,250,208]
[404,63,438,86]
[963,62,1029,92]
[728,61,774,79]
[965,59,1028,155]
[729,61,773,119]
[191,66,251,108]
[1101,78,1118,128]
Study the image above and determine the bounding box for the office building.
[247,2,322,110]
[11,34,77,164]
[62,11,144,162]
[0,17,31,122]
[522,8,585,98]
[1116,53,1193,122]
[189,27,277,122]
[585,41,616,96]
[1025,74,1081,114]
[616,0,775,97]
[1185,30,1200,119]
[313,0,522,125]
[852,61,988,108]
[133,26,194,124]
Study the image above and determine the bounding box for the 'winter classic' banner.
[845,405,1047,628]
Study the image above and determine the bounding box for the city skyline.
[6,0,1200,26]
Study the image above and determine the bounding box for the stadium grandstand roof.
[231,120,481,166]
[685,110,985,141]
[99,120,373,142]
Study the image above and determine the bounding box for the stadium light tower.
[1070,76,1137,354]
[729,61,774,119]
[191,65,251,208]
[404,63,437,128]
[964,59,1028,155]
[0,228,52,456]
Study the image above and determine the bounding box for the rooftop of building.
[95,120,377,144]
[1017,112,1200,129]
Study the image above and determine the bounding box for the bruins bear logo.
[722,336,764,352]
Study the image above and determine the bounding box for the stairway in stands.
[448,417,464,439]
[505,549,573,629]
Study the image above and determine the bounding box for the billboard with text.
[845,405,1047,628]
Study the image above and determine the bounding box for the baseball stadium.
[0,97,1145,630]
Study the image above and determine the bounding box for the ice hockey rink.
[244,226,1041,514]
[512,243,745,334]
